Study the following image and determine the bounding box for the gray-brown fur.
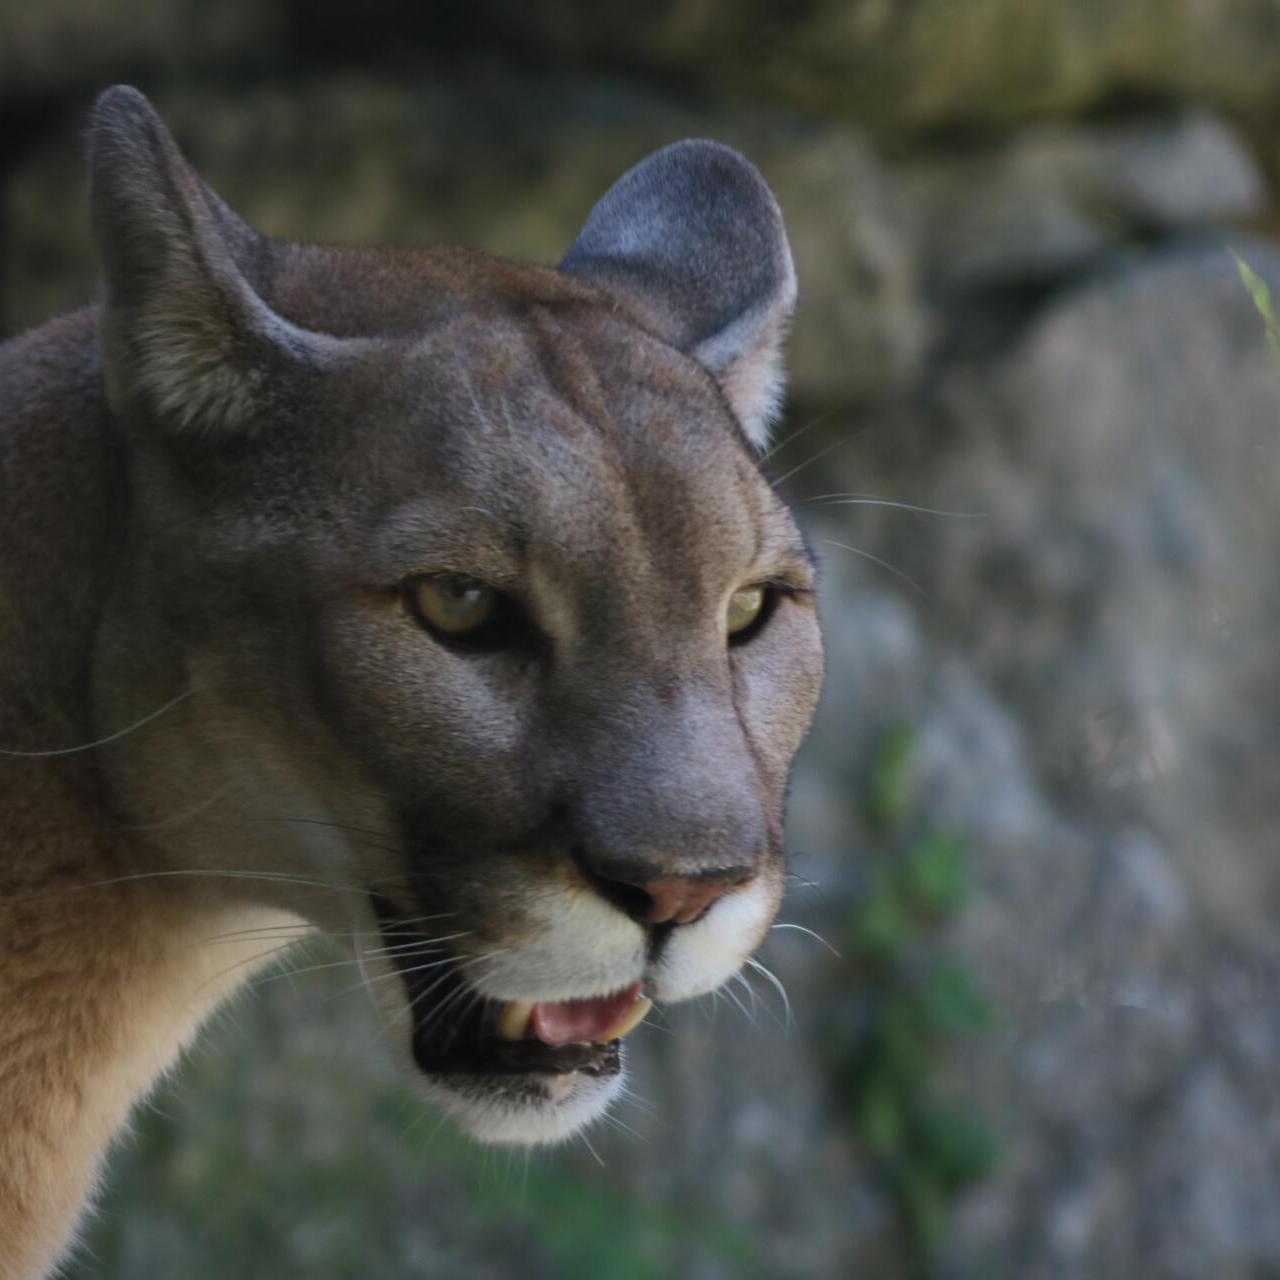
[0,85,822,1278]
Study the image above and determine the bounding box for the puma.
[0,86,823,1278]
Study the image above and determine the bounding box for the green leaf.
[920,962,991,1034]
[858,1080,905,1157]
[1231,249,1280,360]
[853,876,910,957]
[899,1169,947,1251]
[865,725,917,832]
[901,832,970,913]
[919,1108,1001,1191]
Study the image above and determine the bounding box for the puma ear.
[88,85,334,434]
[560,140,796,450]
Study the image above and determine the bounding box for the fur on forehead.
[87,87,795,452]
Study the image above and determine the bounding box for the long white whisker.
[804,494,985,519]
[598,1111,646,1143]
[769,922,842,958]
[403,951,510,1031]
[121,781,237,832]
[200,910,455,949]
[0,688,193,757]
[404,966,484,1037]
[360,936,464,961]
[746,958,793,1031]
[257,815,400,849]
[579,1129,605,1168]
[349,888,376,1013]
[203,926,318,946]
[614,1083,658,1118]
[733,970,761,1023]
[724,978,759,1031]
[196,941,296,996]
[288,945,470,992]
[768,438,847,489]
[759,414,828,463]
[820,540,926,596]
[20,868,373,903]
[365,930,472,954]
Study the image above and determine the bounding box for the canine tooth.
[598,996,653,1042]
[496,1000,534,1041]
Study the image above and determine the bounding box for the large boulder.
[894,110,1267,294]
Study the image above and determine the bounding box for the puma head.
[88,86,822,1143]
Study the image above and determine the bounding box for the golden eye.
[726,585,766,637]
[410,575,497,636]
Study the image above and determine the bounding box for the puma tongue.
[500,983,650,1045]
[531,983,649,1044]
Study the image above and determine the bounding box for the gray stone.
[0,0,277,97]
[789,236,1280,1276]
[896,111,1267,292]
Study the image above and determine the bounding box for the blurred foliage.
[822,727,997,1275]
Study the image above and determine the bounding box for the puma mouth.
[371,897,651,1081]
[410,975,650,1080]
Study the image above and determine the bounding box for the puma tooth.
[496,999,534,1041]
[599,996,653,1043]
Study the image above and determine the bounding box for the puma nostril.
[593,876,654,923]
[637,872,752,925]
[572,846,755,926]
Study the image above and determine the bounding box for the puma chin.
[367,865,783,1145]
[0,83,823,1278]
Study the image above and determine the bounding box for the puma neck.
[0,309,291,1278]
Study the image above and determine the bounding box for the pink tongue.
[529,983,643,1045]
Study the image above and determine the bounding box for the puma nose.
[637,873,752,925]
[589,866,755,926]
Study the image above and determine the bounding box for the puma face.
[89,88,823,1144]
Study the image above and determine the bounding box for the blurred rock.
[0,0,278,100]
[8,1,1280,151]
[896,110,1267,293]
[791,237,1280,1276]
[387,0,1280,141]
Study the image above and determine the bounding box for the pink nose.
[634,873,753,926]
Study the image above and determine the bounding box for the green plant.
[1231,250,1280,359]
[823,727,998,1275]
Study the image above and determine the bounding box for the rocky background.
[5,4,1280,1278]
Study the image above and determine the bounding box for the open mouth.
[373,898,651,1079]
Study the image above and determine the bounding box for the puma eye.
[726,585,767,640]
[408,575,498,637]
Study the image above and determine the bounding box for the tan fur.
[0,91,822,1277]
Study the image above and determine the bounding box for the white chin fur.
[424,1069,626,1146]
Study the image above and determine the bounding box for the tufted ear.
[89,85,341,435]
[560,140,796,450]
